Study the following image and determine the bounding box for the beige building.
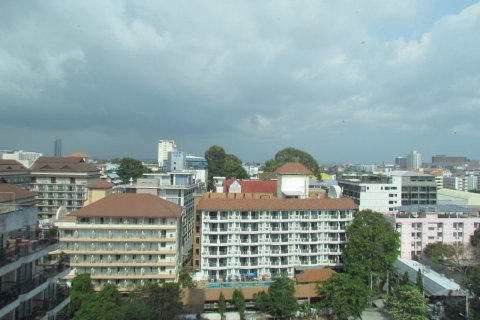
[84,180,114,206]
[56,193,183,290]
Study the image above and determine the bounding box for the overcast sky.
[1,1,479,164]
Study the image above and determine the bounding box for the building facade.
[1,183,69,320]
[387,171,437,206]
[56,193,183,290]
[0,151,42,169]
[407,150,422,170]
[0,160,30,189]
[197,197,357,279]
[157,140,177,168]
[30,157,101,219]
[386,205,480,259]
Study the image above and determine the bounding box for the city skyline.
[1,1,479,163]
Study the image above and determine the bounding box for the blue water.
[205,282,272,289]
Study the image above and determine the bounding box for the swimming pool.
[205,281,272,289]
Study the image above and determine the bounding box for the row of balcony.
[203,248,342,256]
[203,227,346,233]
[203,259,340,269]
[203,237,344,245]
[0,237,59,268]
[204,215,351,221]
[61,236,176,242]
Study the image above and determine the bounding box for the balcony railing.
[1,237,59,268]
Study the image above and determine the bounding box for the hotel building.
[30,157,100,219]
[56,193,183,290]
[1,183,69,320]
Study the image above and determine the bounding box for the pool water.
[205,281,272,289]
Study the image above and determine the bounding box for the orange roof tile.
[224,179,277,193]
[70,193,182,218]
[87,179,114,189]
[31,157,99,173]
[275,162,312,175]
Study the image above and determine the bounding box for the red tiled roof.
[70,193,182,218]
[224,179,277,193]
[31,157,100,173]
[0,183,36,202]
[87,179,114,189]
[295,268,336,283]
[197,197,357,211]
[275,162,312,175]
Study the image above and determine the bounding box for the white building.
[407,150,422,170]
[0,150,43,168]
[196,162,358,280]
[386,204,480,259]
[337,174,402,212]
[158,140,177,168]
[56,193,183,290]
[443,175,478,192]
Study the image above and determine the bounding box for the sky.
[1,1,479,164]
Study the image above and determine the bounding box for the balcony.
[1,234,59,268]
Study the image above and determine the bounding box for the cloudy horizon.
[1,1,479,164]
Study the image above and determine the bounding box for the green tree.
[471,229,480,247]
[232,289,246,320]
[179,267,193,288]
[342,210,400,285]
[140,281,183,320]
[318,273,371,320]
[218,292,227,320]
[254,291,269,313]
[223,154,248,179]
[466,265,480,297]
[117,157,149,183]
[266,276,298,319]
[402,272,410,285]
[205,145,226,178]
[69,273,94,317]
[387,285,429,320]
[261,147,319,175]
[72,283,121,320]
[424,242,456,267]
[416,270,424,295]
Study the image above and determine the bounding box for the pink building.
[386,205,480,259]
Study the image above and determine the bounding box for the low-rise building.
[1,183,69,320]
[386,204,480,259]
[56,193,183,291]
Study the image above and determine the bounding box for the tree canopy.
[117,157,150,183]
[218,292,227,320]
[423,242,456,267]
[342,210,400,284]
[232,288,246,320]
[204,145,248,190]
[261,147,319,175]
[265,276,298,319]
[318,273,371,320]
[387,285,428,320]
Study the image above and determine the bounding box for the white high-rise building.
[407,150,422,170]
[158,140,177,167]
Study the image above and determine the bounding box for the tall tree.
[232,288,246,320]
[266,276,298,319]
[140,281,183,320]
[261,147,319,175]
[416,270,424,295]
[254,291,269,313]
[387,285,429,320]
[117,157,149,183]
[205,145,226,178]
[424,242,456,267]
[218,292,227,320]
[318,273,371,320]
[178,267,193,288]
[342,210,400,285]
[223,154,248,179]
[68,273,94,317]
[205,145,248,190]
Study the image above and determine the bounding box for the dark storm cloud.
[1,0,479,162]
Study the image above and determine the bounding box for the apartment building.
[56,193,183,290]
[30,157,101,219]
[337,174,402,212]
[158,140,177,167]
[0,183,69,320]
[443,175,478,192]
[0,150,42,168]
[120,172,202,261]
[385,204,480,259]
[194,162,357,279]
[0,160,30,189]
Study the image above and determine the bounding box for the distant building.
[56,193,183,290]
[386,204,480,259]
[54,139,62,157]
[0,160,30,188]
[0,150,43,168]
[407,150,422,170]
[84,179,114,206]
[395,156,407,170]
[30,157,101,218]
[443,175,478,192]
[386,171,437,206]
[158,140,176,167]
[432,155,468,168]
[0,183,69,319]
[167,151,185,172]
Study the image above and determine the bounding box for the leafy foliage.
[205,145,248,190]
[68,275,182,320]
[117,157,150,183]
[416,270,424,294]
[232,288,246,320]
[254,291,269,313]
[218,292,227,319]
[342,210,400,284]
[465,265,480,297]
[424,242,456,267]
[318,273,371,320]
[179,267,193,288]
[387,285,428,320]
[261,147,319,175]
[471,228,480,247]
[266,276,298,319]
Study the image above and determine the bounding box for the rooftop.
[87,179,114,189]
[0,159,29,173]
[275,162,312,175]
[295,267,336,283]
[31,156,100,173]
[224,178,277,194]
[197,197,357,211]
[0,182,36,203]
[70,193,183,218]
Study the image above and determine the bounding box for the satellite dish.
[327,185,342,199]
[55,206,68,222]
